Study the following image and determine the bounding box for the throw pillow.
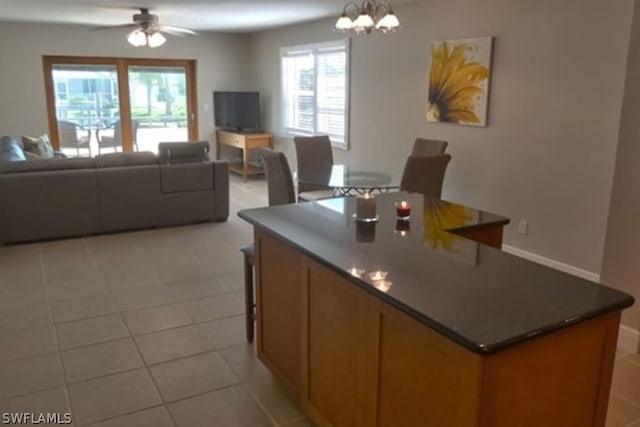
[22,134,54,158]
[23,151,42,161]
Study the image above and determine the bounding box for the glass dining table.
[297,164,400,196]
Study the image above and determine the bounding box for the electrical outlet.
[518,220,528,235]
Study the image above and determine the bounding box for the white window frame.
[280,39,351,150]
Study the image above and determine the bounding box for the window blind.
[280,40,350,148]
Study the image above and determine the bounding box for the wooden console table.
[238,193,634,427]
[215,130,273,181]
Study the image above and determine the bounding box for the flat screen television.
[213,91,261,132]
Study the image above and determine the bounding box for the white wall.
[0,22,250,144]
[248,0,633,275]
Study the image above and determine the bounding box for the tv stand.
[216,130,273,181]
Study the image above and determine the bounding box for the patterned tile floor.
[0,175,637,426]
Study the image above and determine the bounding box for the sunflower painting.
[427,37,493,127]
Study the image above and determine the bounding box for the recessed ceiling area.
[0,0,404,33]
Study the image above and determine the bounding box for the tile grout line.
[37,244,74,424]
[612,391,640,409]
[116,294,178,427]
[81,404,167,427]
[0,302,245,365]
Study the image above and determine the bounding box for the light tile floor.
[0,175,637,426]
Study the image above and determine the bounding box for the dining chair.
[57,121,91,157]
[400,154,452,198]
[293,135,334,200]
[241,147,297,343]
[257,148,297,206]
[96,120,140,154]
[411,138,448,156]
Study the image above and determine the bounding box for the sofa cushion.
[160,162,213,193]
[157,141,210,164]
[0,158,95,174]
[0,136,26,162]
[22,134,54,158]
[94,152,158,168]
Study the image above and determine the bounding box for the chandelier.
[334,1,400,34]
[127,30,167,48]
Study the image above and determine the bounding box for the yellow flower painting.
[427,37,492,126]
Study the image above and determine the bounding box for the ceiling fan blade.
[90,23,139,31]
[157,25,196,36]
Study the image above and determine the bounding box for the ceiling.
[0,0,373,33]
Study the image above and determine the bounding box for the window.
[281,40,350,149]
[43,56,197,156]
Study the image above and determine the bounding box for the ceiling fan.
[92,8,196,48]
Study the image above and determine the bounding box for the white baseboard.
[501,244,600,282]
[618,325,640,353]
[502,244,639,353]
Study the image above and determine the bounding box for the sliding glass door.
[43,57,197,156]
[128,66,189,153]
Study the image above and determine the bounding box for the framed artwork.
[427,37,493,127]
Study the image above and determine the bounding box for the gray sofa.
[0,136,229,244]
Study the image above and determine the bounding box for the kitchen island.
[238,193,634,427]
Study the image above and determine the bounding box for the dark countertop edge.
[238,210,634,355]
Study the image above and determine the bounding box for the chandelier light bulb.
[353,13,375,31]
[335,14,354,32]
[375,12,400,32]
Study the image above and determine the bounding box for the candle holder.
[355,193,377,220]
[394,219,411,236]
[395,201,411,219]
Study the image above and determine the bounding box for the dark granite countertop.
[238,193,634,355]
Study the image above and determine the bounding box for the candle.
[395,201,411,218]
[369,270,388,281]
[347,267,365,278]
[356,193,377,219]
[372,280,393,293]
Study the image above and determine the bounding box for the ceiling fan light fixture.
[147,31,167,48]
[127,29,147,47]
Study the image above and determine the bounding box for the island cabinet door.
[255,230,303,398]
[300,258,380,427]
[374,302,484,427]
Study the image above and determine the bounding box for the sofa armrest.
[213,160,229,221]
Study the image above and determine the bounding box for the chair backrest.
[400,154,452,198]
[293,135,333,193]
[111,120,140,144]
[57,121,83,147]
[411,138,448,156]
[258,148,296,206]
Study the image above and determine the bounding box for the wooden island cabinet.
[240,193,633,427]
